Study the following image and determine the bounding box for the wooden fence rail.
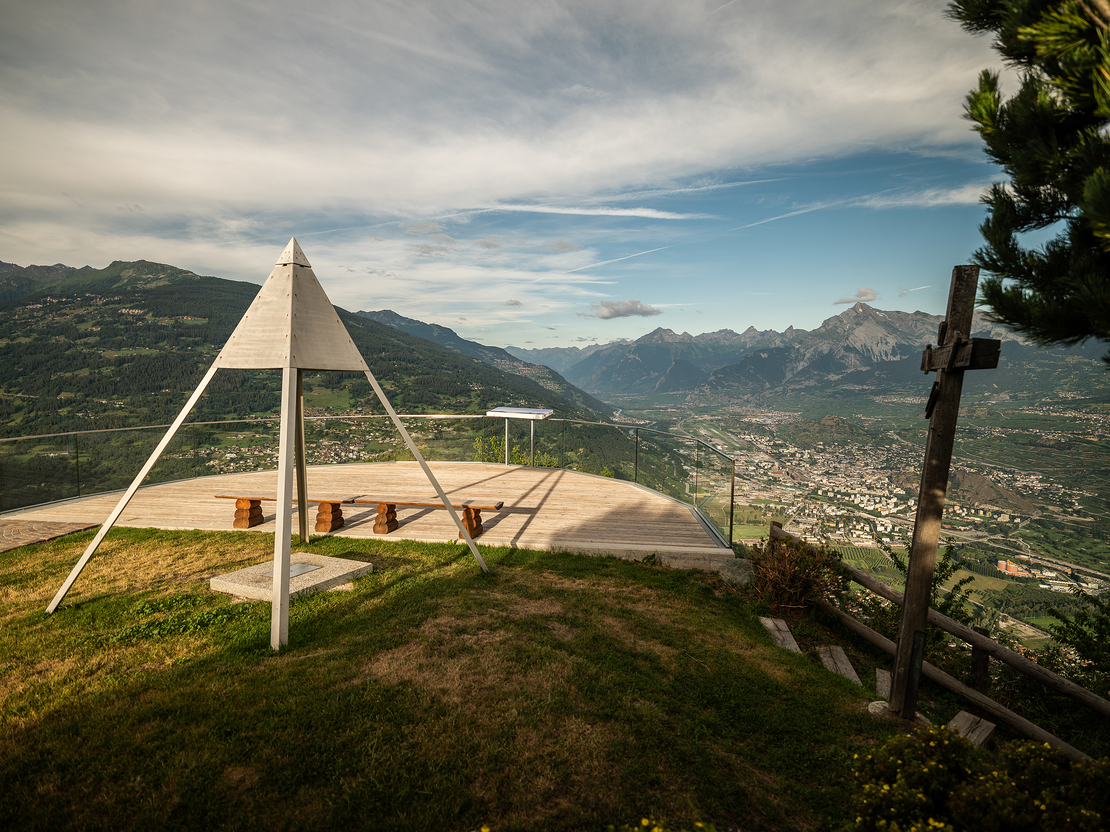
[767,523,1108,759]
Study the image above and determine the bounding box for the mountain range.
[0,259,609,438]
[355,309,611,417]
[4,254,1107,437]
[508,303,1109,404]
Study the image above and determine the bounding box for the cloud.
[579,299,662,319]
[899,285,932,297]
[504,299,522,306]
[854,183,992,209]
[566,246,671,274]
[475,238,500,249]
[403,222,445,235]
[489,204,712,220]
[547,239,580,253]
[834,288,879,304]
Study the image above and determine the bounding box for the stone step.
[876,668,891,700]
[758,616,801,653]
[817,645,862,685]
[948,710,997,746]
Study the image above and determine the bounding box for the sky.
[0,0,1010,348]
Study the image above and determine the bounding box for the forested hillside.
[0,260,608,439]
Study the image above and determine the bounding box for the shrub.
[1048,589,1110,698]
[848,726,1110,832]
[473,436,558,467]
[747,534,848,612]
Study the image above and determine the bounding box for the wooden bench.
[214,495,504,538]
[214,495,358,532]
[349,498,504,538]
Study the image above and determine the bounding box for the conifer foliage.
[950,0,1110,356]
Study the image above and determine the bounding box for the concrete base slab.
[210,553,374,601]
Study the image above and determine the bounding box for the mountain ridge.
[0,260,609,438]
[356,309,613,417]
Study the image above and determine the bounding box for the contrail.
[565,246,671,273]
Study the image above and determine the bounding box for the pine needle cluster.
[950,1,1110,357]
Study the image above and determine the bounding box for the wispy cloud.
[899,285,932,296]
[489,205,712,220]
[565,246,671,274]
[854,183,992,208]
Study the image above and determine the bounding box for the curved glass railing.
[0,415,736,546]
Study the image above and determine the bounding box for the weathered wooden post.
[889,265,1001,719]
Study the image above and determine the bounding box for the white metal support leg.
[271,367,299,649]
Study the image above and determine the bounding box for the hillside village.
[684,408,1109,595]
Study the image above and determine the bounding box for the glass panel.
[694,440,735,545]
[397,416,483,462]
[553,420,636,480]
[1,417,735,544]
[634,428,697,503]
[0,434,78,511]
[190,420,280,476]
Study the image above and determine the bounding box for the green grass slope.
[0,528,899,831]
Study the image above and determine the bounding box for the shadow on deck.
[2,462,732,569]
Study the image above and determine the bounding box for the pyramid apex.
[277,237,311,267]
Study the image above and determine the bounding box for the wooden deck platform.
[2,462,732,568]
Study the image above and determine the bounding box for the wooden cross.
[888,265,1001,719]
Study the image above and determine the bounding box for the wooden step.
[948,711,996,746]
[876,668,891,699]
[758,617,801,653]
[817,645,862,685]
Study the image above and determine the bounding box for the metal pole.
[504,418,509,465]
[294,369,309,544]
[695,442,700,506]
[271,366,298,650]
[530,420,535,467]
[47,363,221,613]
[729,456,736,547]
[360,366,488,571]
[74,433,81,497]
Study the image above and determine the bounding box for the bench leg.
[233,498,264,529]
[314,501,344,533]
[459,506,483,539]
[373,503,398,534]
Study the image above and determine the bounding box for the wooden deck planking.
[3,462,728,559]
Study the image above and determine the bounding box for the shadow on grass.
[2,531,898,831]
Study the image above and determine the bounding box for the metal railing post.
[729,456,736,547]
[74,433,81,497]
[634,428,639,483]
[695,441,700,506]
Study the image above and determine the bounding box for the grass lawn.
[732,523,770,540]
[1,528,904,831]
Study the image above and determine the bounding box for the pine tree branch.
[1078,0,1110,29]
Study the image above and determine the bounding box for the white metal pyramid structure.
[47,238,489,649]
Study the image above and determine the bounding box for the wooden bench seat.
[214,494,504,538]
[350,498,504,538]
[215,495,359,532]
